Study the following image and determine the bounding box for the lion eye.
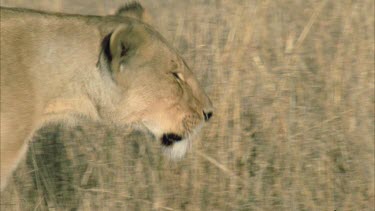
[172,72,184,81]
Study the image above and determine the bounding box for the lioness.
[0,3,213,190]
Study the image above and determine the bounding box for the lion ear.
[116,2,147,22]
[100,25,145,73]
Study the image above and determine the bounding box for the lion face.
[118,47,213,158]
[100,8,213,158]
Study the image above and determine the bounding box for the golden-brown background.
[1,0,374,210]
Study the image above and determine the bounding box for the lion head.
[99,3,213,159]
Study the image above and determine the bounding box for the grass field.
[1,0,374,210]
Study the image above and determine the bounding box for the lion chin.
[159,123,204,160]
[161,135,191,160]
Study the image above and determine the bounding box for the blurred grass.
[1,0,374,210]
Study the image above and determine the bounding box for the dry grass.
[1,0,374,210]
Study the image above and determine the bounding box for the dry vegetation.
[1,0,374,210]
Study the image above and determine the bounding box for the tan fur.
[0,5,213,190]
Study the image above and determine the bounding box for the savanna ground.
[0,0,374,210]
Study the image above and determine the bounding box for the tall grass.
[1,0,374,210]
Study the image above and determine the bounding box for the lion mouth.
[161,133,183,146]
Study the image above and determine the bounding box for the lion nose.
[202,95,213,122]
[203,110,213,121]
